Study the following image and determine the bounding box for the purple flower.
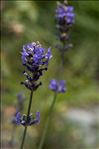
[55,1,75,51]
[17,92,25,102]
[56,2,75,25]
[21,41,52,91]
[29,112,40,125]
[21,41,52,66]
[49,79,66,93]
[16,112,21,125]
[21,49,29,65]
[15,112,40,126]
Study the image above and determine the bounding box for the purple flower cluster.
[55,0,75,45]
[15,112,40,126]
[11,92,25,125]
[49,79,66,93]
[56,2,74,25]
[21,41,52,91]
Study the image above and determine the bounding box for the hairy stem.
[38,92,57,149]
[20,90,33,149]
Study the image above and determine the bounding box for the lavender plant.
[49,79,66,93]
[55,0,75,68]
[11,92,25,125]
[15,41,52,149]
[9,92,25,147]
[38,80,66,149]
[38,1,74,148]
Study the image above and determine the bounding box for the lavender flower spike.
[15,112,40,126]
[21,41,52,91]
[11,92,25,125]
[56,1,75,25]
[49,79,66,93]
[38,80,66,149]
[55,0,75,46]
[21,41,52,66]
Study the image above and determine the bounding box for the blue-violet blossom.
[21,41,52,91]
[15,112,40,126]
[55,0,75,45]
[56,1,75,25]
[49,79,66,93]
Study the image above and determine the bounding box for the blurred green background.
[1,0,99,149]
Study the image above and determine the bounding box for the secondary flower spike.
[15,112,40,126]
[11,92,25,125]
[55,0,75,46]
[49,79,66,93]
[56,1,75,25]
[21,41,52,91]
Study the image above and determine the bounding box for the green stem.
[38,92,57,149]
[61,50,65,72]
[60,42,66,74]
[20,90,33,149]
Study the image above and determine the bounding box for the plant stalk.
[38,92,57,149]
[20,90,33,149]
[61,50,65,72]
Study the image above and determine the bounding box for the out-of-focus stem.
[60,42,66,73]
[61,50,65,72]
[38,92,57,149]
